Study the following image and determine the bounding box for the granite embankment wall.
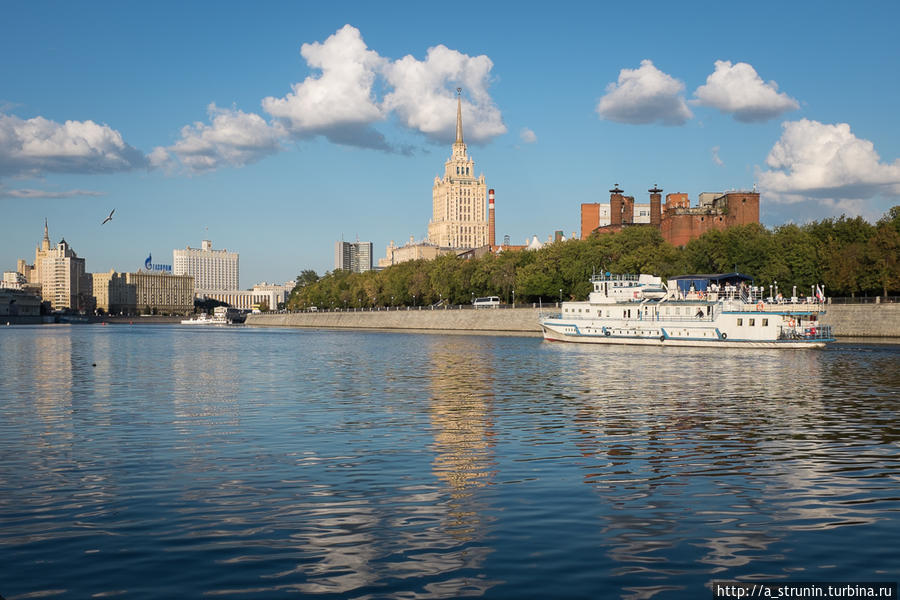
[247,307,545,336]
[819,303,900,338]
[247,303,900,338]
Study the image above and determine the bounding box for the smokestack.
[609,184,624,227]
[488,188,496,247]
[649,184,662,227]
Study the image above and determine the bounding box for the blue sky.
[2,0,899,286]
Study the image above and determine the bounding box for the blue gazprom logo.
[144,253,172,272]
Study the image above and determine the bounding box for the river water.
[0,324,897,599]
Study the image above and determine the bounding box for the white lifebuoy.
[756,302,764,311]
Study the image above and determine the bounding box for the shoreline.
[243,303,900,339]
[5,304,899,340]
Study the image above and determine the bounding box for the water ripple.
[0,327,897,599]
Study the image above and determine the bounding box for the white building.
[173,240,239,291]
[197,288,282,311]
[1,271,27,290]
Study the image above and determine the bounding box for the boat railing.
[590,273,641,283]
[778,324,833,341]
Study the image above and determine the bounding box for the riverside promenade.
[246,303,900,339]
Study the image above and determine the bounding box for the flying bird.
[101,208,115,225]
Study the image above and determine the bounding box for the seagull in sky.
[101,208,115,225]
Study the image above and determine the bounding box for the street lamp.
[512,289,515,307]
[559,288,562,304]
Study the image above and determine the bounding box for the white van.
[473,296,501,308]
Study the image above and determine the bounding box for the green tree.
[868,221,900,297]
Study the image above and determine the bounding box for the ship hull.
[540,321,830,349]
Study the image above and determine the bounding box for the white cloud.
[157,25,509,173]
[382,44,506,143]
[520,128,537,144]
[758,119,900,204]
[0,113,146,177]
[596,60,692,126]
[693,60,799,122]
[262,24,389,149]
[711,145,723,166]
[0,186,106,199]
[159,104,286,173]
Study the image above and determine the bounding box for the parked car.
[473,296,501,308]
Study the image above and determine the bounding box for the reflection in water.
[426,336,496,542]
[547,342,898,596]
[0,327,897,600]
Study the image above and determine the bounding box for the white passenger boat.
[181,306,239,325]
[181,312,228,325]
[539,273,834,349]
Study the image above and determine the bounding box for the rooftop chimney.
[488,189,496,247]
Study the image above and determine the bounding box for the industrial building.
[581,185,760,246]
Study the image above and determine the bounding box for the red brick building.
[581,185,760,246]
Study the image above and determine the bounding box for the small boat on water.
[181,306,244,325]
[539,272,834,349]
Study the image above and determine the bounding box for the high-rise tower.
[427,89,488,249]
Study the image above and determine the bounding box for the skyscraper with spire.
[427,89,488,249]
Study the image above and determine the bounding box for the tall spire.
[455,87,464,144]
[43,218,49,242]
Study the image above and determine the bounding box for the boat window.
[749,318,755,326]
[737,318,743,326]
[762,318,768,326]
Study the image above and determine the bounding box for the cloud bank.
[0,113,146,177]
[758,119,900,204]
[383,44,506,143]
[154,104,286,173]
[261,25,388,149]
[595,60,692,126]
[4,25,506,179]
[0,186,106,199]
[693,60,799,122]
[160,25,506,172]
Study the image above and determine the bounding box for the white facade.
[590,203,652,227]
[251,281,294,307]
[197,289,282,311]
[173,240,239,291]
[1,271,27,290]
